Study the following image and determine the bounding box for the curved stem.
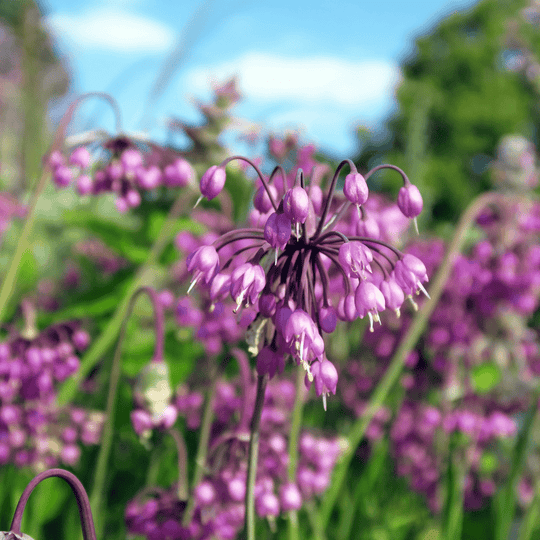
[363,163,411,186]
[220,155,278,211]
[318,190,515,528]
[244,373,268,540]
[57,187,192,406]
[88,286,165,538]
[10,469,96,540]
[0,94,105,324]
[312,159,356,241]
[268,165,287,188]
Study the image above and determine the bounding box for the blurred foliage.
[354,0,540,228]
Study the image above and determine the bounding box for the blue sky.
[42,0,479,157]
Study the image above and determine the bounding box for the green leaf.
[471,363,501,393]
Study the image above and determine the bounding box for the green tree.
[354,0,540,227]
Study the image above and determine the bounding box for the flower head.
[186,155,427,406]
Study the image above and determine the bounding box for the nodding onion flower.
[187,155,427,408]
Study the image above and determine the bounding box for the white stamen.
[413,217,419,235]
[304,361,313,381]
[417,281,431,299]
[368,312,374,332]
[322,392,327,411]
[408,296,419,311]
[193,195,203,209]
[187,277,199,294]
[233,290,245,313]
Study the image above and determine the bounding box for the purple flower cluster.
[187,153,425,407]
[48,137,196,213]
[0,322,104,470]
[390,400,516,512]
[341,193,540,512]
[126,373,342,540]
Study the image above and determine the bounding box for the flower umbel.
[188,155,426,407]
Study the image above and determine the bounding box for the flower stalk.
[89,286,166,538]
[318,190,520,528]
[9,469,96,540]
[244,373,268,540]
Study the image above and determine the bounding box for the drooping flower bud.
[230,263,266,312]
[283,186,309,224]
[380,276,405,317]
[76,174,93,195]
[259,292,277,317]
[355,281,385,331]
[279,482,303,511]
[319,305,337,333]
[339,241,373,280]
[336,294,357,321]
[264,212,292,251]
[397,183,423,218]
[256,491,280,518]
[309,184,324,215]
[256,346,285,379]
[69,146,91,169]
[53,165,73,187]
[344,172,368,206]
[284,309,324,369]
[136,165,162,190]
[394,254,429,298]
[200,165,226,200]
[121,148,143,173]
[186,245,220,291]
[356,214,380,239]
[254,184,278,213]
[164,158,195,187]
[309,358,338,410]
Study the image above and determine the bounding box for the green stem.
[182,369,218,526]
[169,428,189,501]
[0,92,122,324]
[495,392,540,540]
[56,190,191,406]
[442,435,466,540]
[287,368,307,540]
[518,478,540,540]
[318,190,513,529]
[304,500,326,540]
[88,286,164,539]
[244,374,268,540]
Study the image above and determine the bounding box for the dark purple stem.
[268,165,287,188]
[364,163,411,186]
[312,159,356,241]
[10,468,96,540]
[220,156,278,212]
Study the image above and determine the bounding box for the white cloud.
[186,52,401,108]
[45,8,174,53]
